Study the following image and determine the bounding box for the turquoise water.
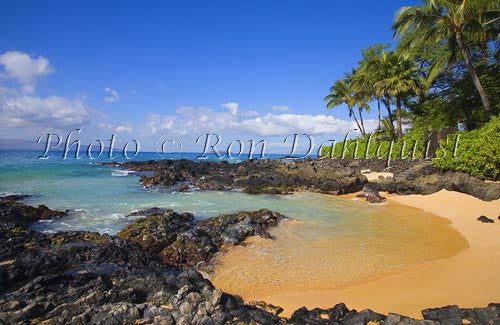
[0,150,369,234]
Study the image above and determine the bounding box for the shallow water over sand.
[210,196,468,302]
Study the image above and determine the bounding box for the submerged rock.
[357,183,386,203]
[0,194,32,202]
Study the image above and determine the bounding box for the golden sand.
[361,171,394,182]
[210,189,500,317]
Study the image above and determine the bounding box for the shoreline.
[244,189,500,318]
[2,186,500,323]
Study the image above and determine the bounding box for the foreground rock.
[1,199,499,324]
[118,208,285,270]
[288,304,500,324]
[0,234,282,324]
[422,304,500,325]
[0,199,284,324]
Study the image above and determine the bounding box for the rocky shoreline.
[1,195,499,324]
[117,207,286,272]
[108,158,500,201]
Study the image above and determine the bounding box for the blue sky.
[0,0,419,153]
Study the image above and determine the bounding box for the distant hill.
[0,138,43,151]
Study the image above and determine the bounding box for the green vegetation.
[325,75,370,135]
[323,0,499,178]
[433,116,500,178]
[320,130,426,161]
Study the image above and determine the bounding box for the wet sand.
[210,190,500,318]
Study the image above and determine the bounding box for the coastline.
[250,189,500,318]
[2,180,500,323]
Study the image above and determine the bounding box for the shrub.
[433,115,500,179]
[320,130,426,160]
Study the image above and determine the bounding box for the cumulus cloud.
[221,102,238,115]
[99,122,133,133]
[144,103,376,138]
[104,87,120,102]
[0,51,95,137]
[115,125,132,133]
[0,51,53,93]
[0,91,92,132]
[146,105,240,136]
[240,113,373,136]
[146,114,177,134]
[241,110,259,117]
[271,105,291,113]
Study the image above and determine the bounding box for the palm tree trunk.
[456,31,491,111]
[395,95,403,139]
[358,106,366,135]
[377,98,381,130]
[383,96,394,129]
[479,35,489,64]
[350,109,363,135]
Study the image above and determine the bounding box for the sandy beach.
[213,189,500,318]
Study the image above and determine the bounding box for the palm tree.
[393,0,499,111]
[472,2,500,62]
[355,51,394,131]
[352,69,380,129]
[361,51,403,132]
[324,78,365,135]
[373,52,425,138]
[380,117,397,140]
[353,93,371,135]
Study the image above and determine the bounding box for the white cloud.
[241,110,259,117]
[221,102,238,115]
[239,113,373,136]
[146,114,177,134]
[0,90,92,133]
[271,105,291,113]
[0,51,97,138]
[104,87,120,102]
[144,103,377,138]
[0,51,53,93]
[99,122,133,133]
[115,125,132,133]
[0,50,376,145]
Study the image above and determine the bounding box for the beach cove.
[210,190,500,318]
[1,152,500,323]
